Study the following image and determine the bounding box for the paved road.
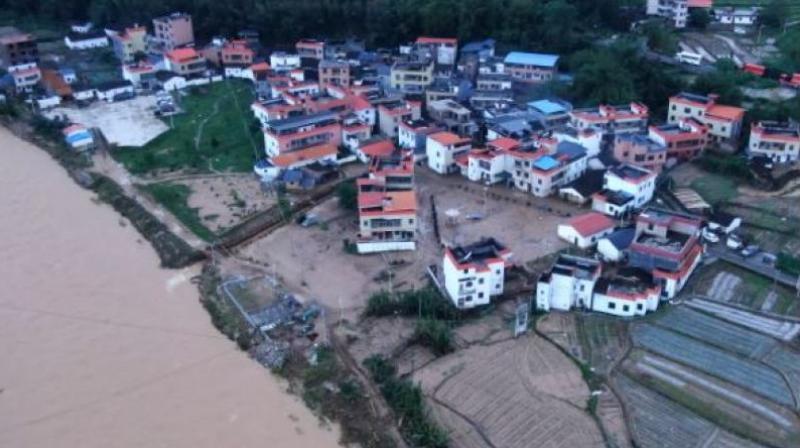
[707,245,799,290]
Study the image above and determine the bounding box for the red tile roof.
[416,37,457,45]
[360,139,395,158]
[167,48,200,63]
[270,144,336,168]
[429,131,469,146]
[566,212,615,238]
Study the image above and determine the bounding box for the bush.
[694,153,752,180]
[777,253,800,276]
[412,319,454,356]
[364,287,461,320]
[337,180,358,210]
[364,355,449,447]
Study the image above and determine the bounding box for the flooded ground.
[0,127,340,448]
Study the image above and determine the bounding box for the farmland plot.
[764,347,800,410]
[616,375,765,448]
[631,324,794,406]
[414,336,604,448]
[652,307,777,359]
[686,299,800,341]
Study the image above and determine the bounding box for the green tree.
[760,0,790,29]
[336,180,358,211]
[571,45,637,105]
[689,8,711,30]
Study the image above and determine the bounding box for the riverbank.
[0,126,342,447]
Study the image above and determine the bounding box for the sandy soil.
[0,128,340,448]
[45,95,169,147]
[177,174,277,232]
[413,335,604,448]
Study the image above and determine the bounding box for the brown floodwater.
[0,128,341,447]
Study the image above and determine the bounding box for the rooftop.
[270,144,337,168]
[609,164,653,182]
[265,111,339,132]
[545,254,600,281]
[616,134,666,153]
[448,238,509,268]
[528,99,569,116]
[566,212,615,237]
[429,131,469,146]
[504,52,559,68]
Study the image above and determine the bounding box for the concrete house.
[668,92,745,147]
[536,254,601,312]
[557,212,616,249]
[648,118,708,163]
[263,111,342,157]
[748,121,800,164]
[426,131,472,175]
[592,164,656,217]
[503,52,559,83]
[443,238,512,309]
[152,12,194,52]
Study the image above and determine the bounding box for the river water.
[0,128,340,447]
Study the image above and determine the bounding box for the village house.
[503,52,559,83]
[415,37,458,66]
[713,7,759,26]
[465,137,520,185]
[390,60,434,94]
[646,0,712,28]
[648,117,708,163]
[591,269,662,317]
[357,138,395,163]
[62,124,95,151]
[378,99,422,137]
[667,92,745,147]
[558,169,606,205]
[0,27,38,69]
[368,147,416,191]
[263,111,342,157]
[528,99,573,128]
[9,65,41,93]
[427,99,476,136]
[476,74,513,91]
[626,208,704,300]
[109,25,147,63]
[152,12,194,52]
[612,134,667,172]
[296,39,325,59]
[164,48,206,77]
[121,63,156,88]
[592,164,656,217]
[552,127,602,157]
[220,39,254,68]
[536,254,601,312]
[424,78,460,103]
[469,89,514,111]
[93,80,135,102]
[269,143,338,170]
[398,118,443,159]
[557,212,616,249]
[569,102,649,143]
[64,30,108,50]
[443,238,513,309]
[426,131,472,175]
[269,52,301,71]
[597,227,636,262]
[748,121,800,164]
[520,141,588,197]
[318,59,351,87]
[356,185,417,254]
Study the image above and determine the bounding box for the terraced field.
[414,336,604,448]
[764,347,800,410]
[632,324,794,407]
[652,307,777,359]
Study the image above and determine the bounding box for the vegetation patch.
[113,81,259,175]
[411,319,454,356]
[140,182,216,242]
[364,287,462,321]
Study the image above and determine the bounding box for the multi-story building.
[0,27,38,69]
[528,99,573,127]
[390,60,434,94]
[427,99,476,136]
[415,37,458,66]
[590,269,662,317]
[443,238,512,309]
[109,25,147,63]
[647,0,712,28]
[296,39,325,59]
[648,118,708,162]
[368,147,415,191]
[503,52,559,83]
[399,118,443,159]
[9,65,41,93]
[378,100,422,137]
[164,48,206,77]
[469,89,514,110]
[536,254,601,312]
[263,111,342,157]
[426,131,472,175]
[476,74,513,91]
[318,59,351,87]
[569,103,649,142]
[152,12,194,52]
[356,186,417,254]
[592,164,656,217]
[269,52,301,71]
[626,208,704,300]
[667,92,745,146]
[748,121,800,164]
[612,134,667,172]
[221,40,254,68]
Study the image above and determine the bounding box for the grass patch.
[113,81,259,175]
[689,173,738,206]
[140,182,215,241]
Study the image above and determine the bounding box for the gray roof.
[265,111,338,132]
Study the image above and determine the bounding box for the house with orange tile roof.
[109,25,147,63]
[557,212,616,249]
[569,102,649,142]
[356,188,418,254]
[668,92,745,147]
[0,27,38,69]
[378,99,421,137]
[164,47,205,76]
[647,0,712,28]
[426,131,472,174]
[269,143,338,169]
[295,39,325,59]
[648,117,709,162]
[263,111,342,157]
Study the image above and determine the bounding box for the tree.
[689,8,711,30]
[570,45,637,105]
[336,180,357,211]
[760,0,790,29]
[692,60,744,106]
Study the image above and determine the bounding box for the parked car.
[702,227,720,243]
[726,234,743,250]
[741,245,760,258]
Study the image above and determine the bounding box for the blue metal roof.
[556,141,587,160]
[504,52,559,68]
[66,131,92,144]
[528,99,567,115]
[533,156,559,171]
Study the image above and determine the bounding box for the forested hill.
[0,0,635,51]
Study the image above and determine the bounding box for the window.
[608,302,616,309]
[636,303,643,310]
[478,278,484,284]
[478,293,484,298]
[622,305,629,312]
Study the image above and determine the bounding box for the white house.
[748,121,800,164]
[269,52,301,71]
[592,164,656,217]
[714,7,758,26]
[536,254,601,312]
[443,238,512,309]
[93,80,134,102]
[590,269,662,317]
[557,212,616,249]
[426,131,471,175]
[64,32,109,50]
[597,227,636,262]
